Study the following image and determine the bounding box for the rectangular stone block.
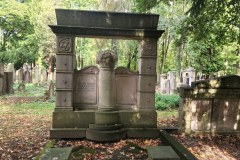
[74,73,98,106]
[127,128,159,138]
[40,147,73,160]
[56,73,73,89]
[137,91,155,110]
[138,75,156,92]
[52,110,95,128]
[50,128,86,139]
[56,9,159,29]
[138,58,156,75]
[56,91,73,108]
[147,146,180,160]
[56,55,74,71]
[190,99,212,131]
[138,38,157,57]
[212,99,240,131]
[116,74,137,108]
[119,110,157,128]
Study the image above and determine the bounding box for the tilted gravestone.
[49,9,164,140]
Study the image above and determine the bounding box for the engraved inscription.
[78,82,95,91]
[58,37,72,52]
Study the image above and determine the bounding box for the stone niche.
[49,9,164,139]
[179,75,240,135]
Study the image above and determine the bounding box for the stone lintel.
[180,88,240,98]
[49,25,164,39]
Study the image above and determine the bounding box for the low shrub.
[155,93,179,111]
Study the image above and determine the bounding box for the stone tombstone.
[73,66,99,109]
[4,72,14,94]
[6,63,15,81]
[32,65,40,84]
[16,68,24,83]
[41,69,47,83]
[115,67,138,110]
[182,67,196,86]
[0,64,4,95]
[49,9,164,140]
[159,74,167,94]
[168,71,177,94]
[179,75,240,134]
[22,63,31,83]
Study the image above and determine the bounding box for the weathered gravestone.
[179,75,240,134]
[23,63,31,83]
[182,67,195,86]
[49,9,164,140]
[15,68,24,83]
[0,64,4,95]
[32,65,40,84]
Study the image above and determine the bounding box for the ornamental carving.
[96,50,118,68]
[139,38,157,57]
[58,37,72,52]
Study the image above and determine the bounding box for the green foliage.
[12,83,46,97]
[155,93,179,111]
[0,0,36,64]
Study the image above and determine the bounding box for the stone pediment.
[75,66,99,74]
[115,67,138,75]
[192,75,240,89]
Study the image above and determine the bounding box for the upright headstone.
[168,71,177,94]
[32,65,40,84]
[41,68,47,83]
[6,63,15,81]
[4,72,14,94]
[159,74,167,94]
[182,67,195,86]
[0,64,4,95]
[16,68,24,83]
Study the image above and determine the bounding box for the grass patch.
[156,110,178,118]
[0,102,54,115]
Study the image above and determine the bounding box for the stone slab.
[40,147,73,160]
[147,146,180,160]
[119,110,157,128]
[49,26,164,39]
[56,9,159,29]
[52,110,95,128]
[127,128,159,138]
[50,128,86,139]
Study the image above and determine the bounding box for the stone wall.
[179,75,240,134]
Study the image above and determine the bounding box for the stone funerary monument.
[49,9,164,141]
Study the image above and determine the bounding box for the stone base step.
[86,128,126,142]
[89,123,123,131]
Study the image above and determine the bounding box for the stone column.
[55,36,75,111]
[96,50,117,111]
[138,38,158,110]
